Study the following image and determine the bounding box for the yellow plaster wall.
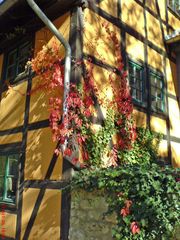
[29,77,63,123]
[168,98,180,138]
[0,54,4,79]
[133,109,147,127]
[0,212,16,239]
[158,139,168,158]
[121,0,145,36]
[21,189,61,240]
[0,133,22,145]
[171,141,180,168]
[147,47,164,72]
[150,116,167,135]
[168,11,180,30]
[85,63,116,104]
[34,13,70,58]
[83,9,121,67]
[146,12,165,50]
[0,82,27,131]
[157,0,166,21]
[126,34,145,62]
[25,127,62,180]
[146,0,157,14]
[98,0,118,17]
[21,188,39,239]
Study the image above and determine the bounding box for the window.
[128,60,145,105]
[5,42,32,83]
[168,0,180,14]
[0,154,19,204]
[150,72,165,112]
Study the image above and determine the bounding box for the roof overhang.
[0,0,80,52]
[165,29,180,53]
[0,0,19,17]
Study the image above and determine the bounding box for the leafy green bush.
[72,164,180,240]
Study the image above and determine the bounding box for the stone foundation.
[69,190,116,240]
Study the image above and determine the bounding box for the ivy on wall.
[28,17,180,239]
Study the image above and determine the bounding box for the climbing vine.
[29,17,179,239]
[30,21,136,167]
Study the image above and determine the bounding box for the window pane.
[157,100,162,111]
[130,75,135,85]
[0,154,18,203]
[131,88,136,99]
[151,100,156,110]
[0,156,6,175]
[6,177,17,201]
[150,75,156,86]
[135,68,141,80]
[128,61,144,103]
[0,177,4,198]
[156,89,162,99]
[136,90,142,102]
[7,50,17,66]
[156,79,162,89]
[136,77,142,90]
[18,59,27,74]
[129,64,134,76]
[150,72,165,112]
[19,43,31,59]
[8,155,18,176]
[151,86,156,97]
[18,43,31,74]
[5,42,31,82]
[6,65,16,79]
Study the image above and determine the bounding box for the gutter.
[26,0,77,167]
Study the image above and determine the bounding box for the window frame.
[149,70,166,113]
[0,152,19,205]
[168,0,180,16]
[128,59,146,107]
[4,41,32,84]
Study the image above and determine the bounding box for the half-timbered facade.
[0,0,179,239]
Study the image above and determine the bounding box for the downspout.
[26,0,71,154]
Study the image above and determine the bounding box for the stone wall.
[69,190,116,240]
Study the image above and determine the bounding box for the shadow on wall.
[83,8,120,67]
[169,61,179,101]
[21,188,61,240]
[0,82,27,131]
[25,127,62,180]
[171,142,180,168]
[28,76,63,124]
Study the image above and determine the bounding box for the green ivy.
[72,164,180,240]
[70,126,179,239]
[118,128,163,165]
[82,108,117,167]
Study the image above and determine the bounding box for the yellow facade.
[0,1,180,239]
[21,189,61,240]
[0,212,16,239]
[0,82,27,130]
[126,34,145,62]
[0,11,70,240]
[25,128,62,180]
[121,0,145,36]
